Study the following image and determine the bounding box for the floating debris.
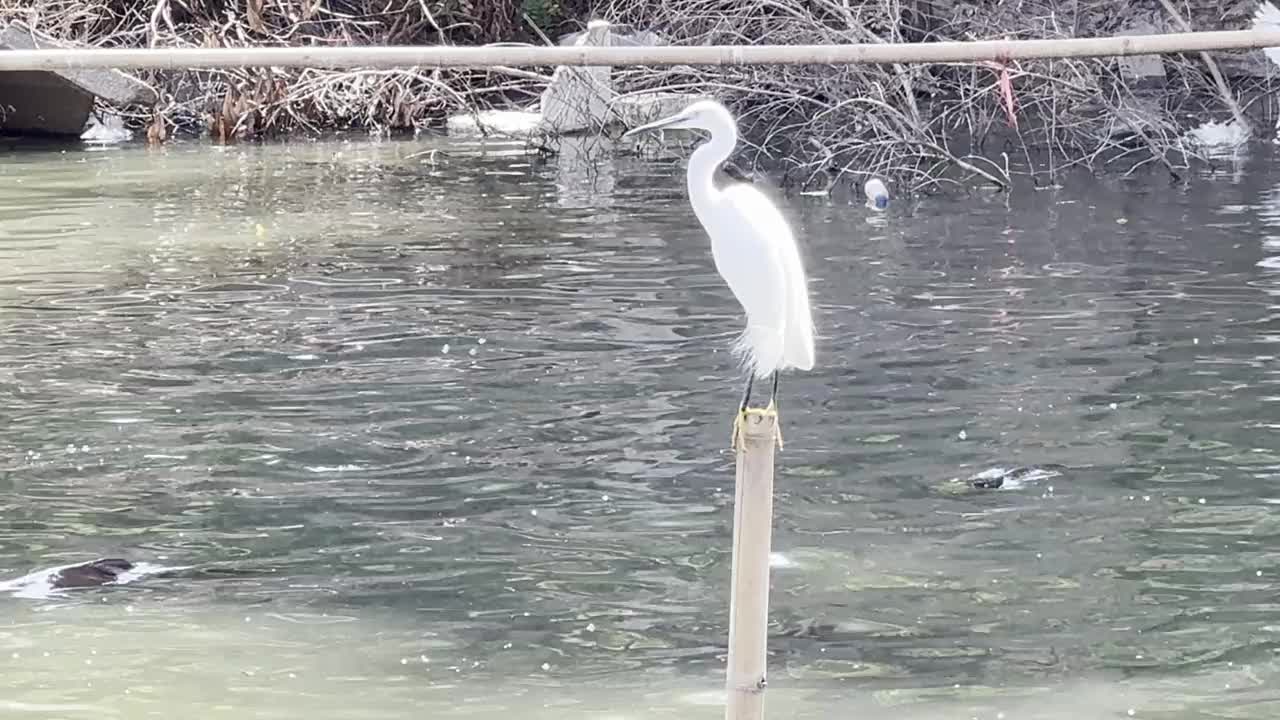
[80,112,132,144]
[935,464,1068,494]
[1182,119,1250,154]
[965,465,1066,491]
[864,178,890,211]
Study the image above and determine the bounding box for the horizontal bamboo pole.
[0,29,1279,71]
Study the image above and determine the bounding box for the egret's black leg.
[739,372,756,411]
[731,372,757,450]
[770,370,784,449]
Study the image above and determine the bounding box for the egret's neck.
[686,123,737,218]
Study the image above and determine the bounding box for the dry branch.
[597,0,1274,188]
[1,0,1273,188]
[0,0,556,139]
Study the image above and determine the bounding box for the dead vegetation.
[1,0,564,141]
[1,0,1275,189]
[601,0,1279,190]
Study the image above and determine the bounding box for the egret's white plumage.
[624,100,815,383]
[716,183,816,377]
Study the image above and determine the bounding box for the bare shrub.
[0,0,557,139]
[0,0,1270,189]
[599,0,1273,190]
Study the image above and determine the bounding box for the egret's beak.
[622,112,688,138]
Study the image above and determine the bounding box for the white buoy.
[864,178,890,211]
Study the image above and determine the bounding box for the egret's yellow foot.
[730,409,746,452]
[729,404,783,452]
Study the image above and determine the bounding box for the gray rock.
[0,21,156,137]
[1116,17,1166,83]
[538,20,615,135]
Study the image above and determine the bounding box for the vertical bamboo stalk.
[725,410,777,720]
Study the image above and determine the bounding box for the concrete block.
[1117,18,1166,82]
[0,20,157,136]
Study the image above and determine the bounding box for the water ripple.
[2,140,1280,716]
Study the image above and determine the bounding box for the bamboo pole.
[726,409,778,720]
[1,29,1280,71]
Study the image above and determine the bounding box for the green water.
[1,136,1279,718]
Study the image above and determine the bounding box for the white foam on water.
[769,552,798,569]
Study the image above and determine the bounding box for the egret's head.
[622,100,736,138]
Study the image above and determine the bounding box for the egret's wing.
[712,184,815,375]
[705,186,787,376]
[729,187,814,371]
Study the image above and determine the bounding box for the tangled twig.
[0,0,553,139]
[598,0,1272,189]
[1,0,1273,190]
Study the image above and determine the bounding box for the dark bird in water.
[1,557,262,599]
[50,558,134,588]
[0,558,139,599]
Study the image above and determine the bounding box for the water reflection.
[1,139,1280,717]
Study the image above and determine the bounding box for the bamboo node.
[731,675,768,694]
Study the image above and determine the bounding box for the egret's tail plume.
[731,324,785,380]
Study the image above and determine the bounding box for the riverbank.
[2,0,1277,189]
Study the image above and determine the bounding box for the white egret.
[623,100,815,450]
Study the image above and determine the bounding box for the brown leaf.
[246,0,267,35]
[213,87,241,143]
[146,113,166,145]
